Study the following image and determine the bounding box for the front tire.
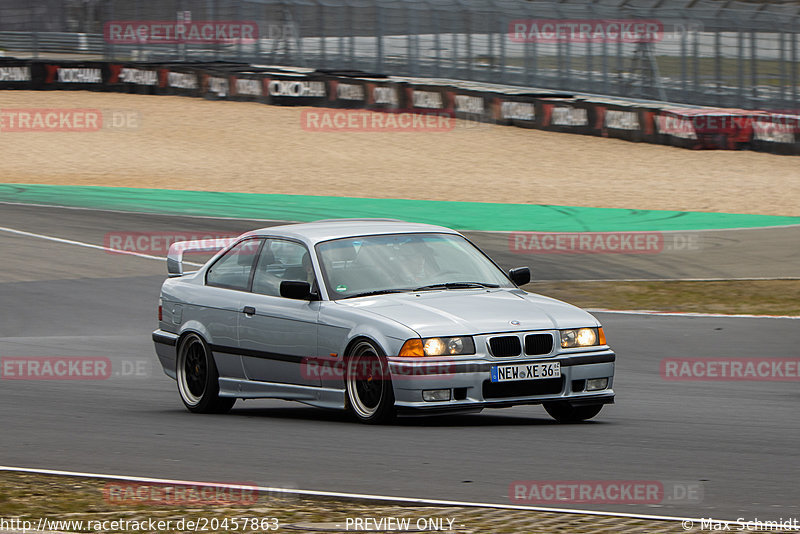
[176,333,235,414]
[345,340,395,424]
[544,402,603,423]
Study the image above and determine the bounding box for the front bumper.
[387,350,615,413]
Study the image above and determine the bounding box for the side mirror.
[280,280,312,300]
[509,267,531,286]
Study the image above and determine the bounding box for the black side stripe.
[207,345,614,367]
[209,344,305,363]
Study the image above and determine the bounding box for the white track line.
[3,219,795,284]
[1,225,796,319]
[0,226,202,267]
[535,277,800,282]
[588,309,800,319]
[0,465,750,527]
[0,200,295,223]
[3,204,799,283]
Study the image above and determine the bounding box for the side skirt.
[218,378,346,410]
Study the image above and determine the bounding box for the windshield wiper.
[413,282,500,291]
[344,288,413,299]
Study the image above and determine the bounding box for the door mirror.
[509,267,531,286]
[280,280,312,300]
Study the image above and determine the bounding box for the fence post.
[319,0,326,68]
[338,5,344,68]
[779,31,786,106]
[523,18,531,86]
[602,30,608,94]
[350,5,356,68]
[737,28,744,108]
[792,28,797,111]
[615,39,622,96]
[433,5,441,78]
[465,9,472,80]
[714,28,721,106]
[487,4,495,81]
[237,0,243,61]
[680,22,687,102]
[499,8,506,83]
[692,27,699,103]
[750,29,757,104]
[376,0,384,73]
[254,3,261,62]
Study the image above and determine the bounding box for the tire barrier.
[1,58,797,155]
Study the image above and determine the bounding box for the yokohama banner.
[538,98,596,135]
[40,61,108,91]
[447,90,493,123]
[227,72,268,103]
[589,99,646,142]
[263,73,328,106]
[405,85,452,115]
[107,63,161,95]
[325,78,368,109]
[363,80,406,111]
[492,96,538,128]
[156,65,202,97]
[0,59,34,90]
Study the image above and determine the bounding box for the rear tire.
[544,402,603,423]
[345,340,396,424]
[176,333,235,414]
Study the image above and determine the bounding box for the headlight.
[399,336,476,357]
[560,327,605,348]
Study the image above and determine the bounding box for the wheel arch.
[178,320,213,346]
[343,334,387,360]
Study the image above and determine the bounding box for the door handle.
[242,306,256,316]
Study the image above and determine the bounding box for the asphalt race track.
[0,202,799,520]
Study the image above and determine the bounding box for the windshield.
[316,233,515,300]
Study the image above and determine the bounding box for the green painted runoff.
[1,183,797,232]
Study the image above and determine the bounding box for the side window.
[252,239,315,297]
[206,239,262,290]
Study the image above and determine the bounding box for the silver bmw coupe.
[153,219,615,424]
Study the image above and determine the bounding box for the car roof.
[243,219,461,244]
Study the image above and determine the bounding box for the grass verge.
[525,280,800,316]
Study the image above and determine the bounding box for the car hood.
[337,288,599,337]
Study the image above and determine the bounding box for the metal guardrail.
[1,0,799,111]
[0,31,105,57]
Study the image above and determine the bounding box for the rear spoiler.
[166,238,234,277]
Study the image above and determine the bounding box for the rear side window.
[206,239,263,290]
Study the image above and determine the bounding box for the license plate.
[490,362,561,382]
